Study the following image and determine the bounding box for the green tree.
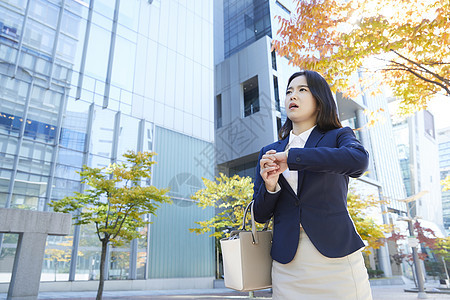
[272,0,449,115]
[347,190,391,254]
[441,175,450,192]
[50,151,170,300]
[189,173,256,240]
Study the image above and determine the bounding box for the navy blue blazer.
[253,126,369,264]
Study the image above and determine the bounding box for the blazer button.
[296,157,301,162]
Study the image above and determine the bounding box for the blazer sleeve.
[287,127,369,178]
[252,147,282,223]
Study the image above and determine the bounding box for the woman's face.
[285,75,319,125]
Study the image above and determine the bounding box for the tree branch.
[95,221,102,242]
[111,211,131,241]
[105,192,111,229]
[387,59,450,95]
[390,49,450,85]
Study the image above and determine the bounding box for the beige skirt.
[272,228,372,300]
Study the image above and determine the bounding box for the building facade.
[391,109,444,229]
[438,127,450,234]
[0,0,215,290]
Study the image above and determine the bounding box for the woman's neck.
[292,121,316,135]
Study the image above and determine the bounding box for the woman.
[253,70,372,299]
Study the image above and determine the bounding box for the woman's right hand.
[260,149,281,192]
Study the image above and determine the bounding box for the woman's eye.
[286,90,292,95]
[299,88,307,92]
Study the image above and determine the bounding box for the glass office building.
[0,0,215,288]
[438,127,450,234]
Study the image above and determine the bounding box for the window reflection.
[90,107,116,159]
[0,233,18,283]
[116,114,139,160]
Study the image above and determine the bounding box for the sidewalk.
[2,284,450,300]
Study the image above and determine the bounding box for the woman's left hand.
[270,151,288,173]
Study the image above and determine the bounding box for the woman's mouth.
[289,103,299,110]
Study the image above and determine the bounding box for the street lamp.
[398,191,428,299]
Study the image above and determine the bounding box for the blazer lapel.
[297,127,325,196]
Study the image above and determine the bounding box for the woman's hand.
[260,150,282,192]
[272,151,288,174]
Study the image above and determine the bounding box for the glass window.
[136,224,148,279]
[75,223,102,281]
[84,24,110,81]
[42,234,74,281]
[148,4,160,42]
[55,162,82,181]
[164,49,176,108]
[424,110,435,139]
[109,247,130,280]
[23,18,55,55]
[0,5,23,41]
[57,148,84,168]
[157,0,169,47]
[29,0,59,29]
[118,0,139,31]
[273,75,280,112]
[52,178,81,199]
[145,39,158,100]
[183,58,193,114]
[56,33,78,63]
[0,135,18,155]
[94,0,115,20]
[176,6,186,54]
[243,76,259,117]
[142,121,154,153]
[116,114,139,160]
[216,94,222,129]
[0,233,18,283]
[154,44,167,104]
[111,36,136,91]
[12,172,49,209]
[185,10,194,59]
[19,140,53,163]
[90,106,115,158]
[25,107,59,143]
[192,63,201,117]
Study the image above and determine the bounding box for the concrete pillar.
[378,244,393,278]
[0,209,71,300]
[8,233,47,300]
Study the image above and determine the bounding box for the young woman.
[253,70,372,299]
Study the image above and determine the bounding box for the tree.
[441,175,450,192]
[272,0,449,115]
[189,173,257,240]
[433,237,450,262]
[49,151,170,300]
[346,190,391,254]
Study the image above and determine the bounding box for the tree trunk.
[96,239,108,300]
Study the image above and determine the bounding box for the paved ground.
[1,284,449,300]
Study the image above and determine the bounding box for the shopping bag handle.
[241,201,270,245]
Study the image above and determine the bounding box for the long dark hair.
[278,70,342,140]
